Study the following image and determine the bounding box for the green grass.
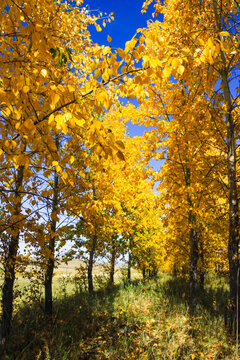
[0,270,237,359]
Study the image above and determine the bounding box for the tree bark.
[88,234,97,295]
[127,237,132,282]
[225,93,239,330]
[44,168,59,316]
[44,137,59,316]
[213,0,239,332]
[1,165,24,343]
[199,239,205,294]
[109,236,116,285]
[186,168,199,307]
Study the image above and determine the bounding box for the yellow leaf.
[118,48,126,59]
[121,66,127,74]
[48,114,55,125]
[149,58,161,68]
[52,161,61,172]
[75,119,85,127]
[69,156,75,164]
[15,109,21,120]
[107,35,112,43]
[161,22,169,30]
[79,171,85,178]
[61,172,68,182]
[40,69,47,77]
[93,144,103,156]
[116,140,125,150]
[219,31,230,37]
[23,86,30,93]
[207,37,214,48]
[68,85,75,92]
[89,134,96,146]
[15,122,20,130]
[177,65,185,75]
[24,118,34,130]
[102,70,109,82]
[103,146,113,158]
[95,68,102,79]
[171,58,180,68]
[162,66,171,79]
[97,89,107,103]
[3,107,11,116]
[116,150,125,161]
[35,23,42,30]
[51,92,60,106]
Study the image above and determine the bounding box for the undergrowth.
[0,273,236,360]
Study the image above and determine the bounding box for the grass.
[0,268,237,360]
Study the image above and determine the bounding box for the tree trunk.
[109,237,116,285]
[186,168,199,307]
[199,240,205,294]
[226,97,239,331]
[189,213,199,307]
[213,0,239,332]
[127,238,132,282]
[88,234,97,295]
[44,141,59,317]
[1,165,24,343]
[45,255,54,317]
[142,266,146,279]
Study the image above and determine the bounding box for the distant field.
[0,259,141,300]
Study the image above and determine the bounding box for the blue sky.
[86,0,155,49]
[85,1,157,139]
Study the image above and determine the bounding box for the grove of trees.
[0,0,239,344]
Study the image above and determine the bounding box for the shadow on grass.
[1,275,230,360]
[155,274,229,317]
[2,285,122,360]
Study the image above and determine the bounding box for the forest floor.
[0,265,237,360]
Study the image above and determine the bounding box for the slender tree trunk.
[142,266,146,279]
[213,0,239,332]
[225,95,239,330]
[44,136,60,317]
[109,236,116,285]
[44,232,55,316]
[88,234,97,295]
[189,212,199,306]
[186,168,199,307]
[173,262,177,276]
[199,271,205,293]
[127,237,132,282]
[199,239,205,294]
[44,168,59,316]
[1,165,24,343]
